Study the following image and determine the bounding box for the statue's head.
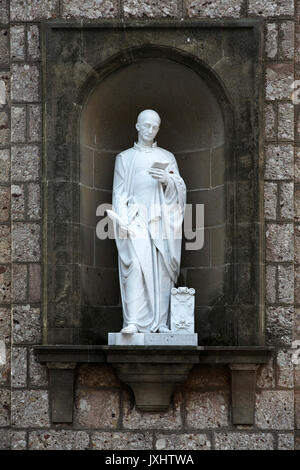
[136,109,161,144]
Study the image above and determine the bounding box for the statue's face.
[136,113,160,143]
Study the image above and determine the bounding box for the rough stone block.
[278,103,294,140]
[11,106,26,143]
[29,347,48,387]
[11,145,40,181]
[155,433,211,450]
[12,222,40,262]
[0,265,11,304]
[0,186,9,222]
[294,308,300,340]
[248,0,294,16]
[295,226,300,263]
[11,431,27,450]
[10,0,59,20]
[266,306,293,346]
[27,25,40,60]
[0,388,10,426]
[28,263,41,302]
[27,183,41,220]
[92,432,152,450]
[255,391,294,429]
[0,0,9,23]
[257,358,275,389]
[0,29,9,65]
[279,21,294,60]
[295,267,300,304]
[296,392,300,429]
[11,390,49,428]
[186,0,243,17]
[266,224,293,262]
[77,364,120,388]
[265,23,278,60]
[11,64,39,102]
[214,432,274,450]
[61,0,118,18]
[11,184,25,220]
[11,347,27,388]
[276,349,294,388]
[28,105,41,142]
[278,433,294,450]
[0,71,10,106]
[12,305,41,344]
[185,391,229,429]
[264,182,277,220]
[265,144,294,180]
[295,185,300,222]
[265,265,276,304]
[29,431,89,450]
[122,390,182,430]
[0,345,10,385]
[0,225,10,263]
[124,0,178,17]
[264,103,276,140]
[266,64,294,100]
[0,149,10,182]
[0,111,9,144]
[10,25,25,61]
[279,182,293,219]
[183,365,229,389]
[0,307,10,344]
[278,264,294,304]
[74,390,119,429]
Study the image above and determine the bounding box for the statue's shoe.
[121,324,138,334]
[158,326,170,333]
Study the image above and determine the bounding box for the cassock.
[112,142,186,332]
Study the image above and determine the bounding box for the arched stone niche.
[80,57,227,344]
[43,21,264,347]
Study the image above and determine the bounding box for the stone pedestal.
[108,332,198,346]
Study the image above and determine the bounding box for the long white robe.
[112,142,186,332]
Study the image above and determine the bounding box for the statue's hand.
[148,168,170,185]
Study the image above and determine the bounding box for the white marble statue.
[109,110,186,334]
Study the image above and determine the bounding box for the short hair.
[137,109,161,126]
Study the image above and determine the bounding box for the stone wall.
[0,0,299,450]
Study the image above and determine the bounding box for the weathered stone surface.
[279,22,294,60]
[11,184,25,220]
[29,348,48,387]
[0,307,10,344]
[11,106,26,143]
[0,111,9,144]
[28,263,41,302]
[0,225,10,263]
[77,364,120,388]
[0,388,10,426]
[265,265,276,304]
[295,267,300,305]
[265,145,294,180]
[295,185,300,222]
[266,64,294,100]
[278,265,294,304]
[295,226,300,263]
[0,186,9,222]
[12,263,27,302]
[124,0,178,17]
[248,0,294,16]
[10,25,25,61]
[294,308,300,340]
[123,390,182,430]
[0,430,10,449]
[278,433,294,450]
[27,183,41,220]
[183,365,229,389]
[28,105,41,142]
[0,265,11,304]
[11,347,27,388]
[155,433,211,450]
[265,23,278,60]
[92,432,152,450]
[11,64,39,102]
[277,349,294,388]
[264,103,276,139]
[264,182,277,220]
[0,345,10,385]
[257,358,275,389]
[11,390,49,428]
[0,0,9,23]
[74,390,119,429]
[0,29,8,65]
[296,148,300,183]
[0,71,10,106]
[185,391,229,429]
[266,306,293,346]
[0,149,10,182]
[12,305,41,344]
[279,182,293,219]
[11,145,40,181]
[11,431,27,450]
[12,223,40,262]
[266,224,293,262]
[27,25,40,60]
[61,0,118,18]
[215,432,273,450]
[295,391,300,429]
[278,103,294,140]
[10,0,59,20]
[186,0,243,17]
[29,431,89,450]
[255,391,294,429]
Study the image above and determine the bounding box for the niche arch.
[79,46,234,344]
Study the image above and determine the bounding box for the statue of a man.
[110,110,186,334]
